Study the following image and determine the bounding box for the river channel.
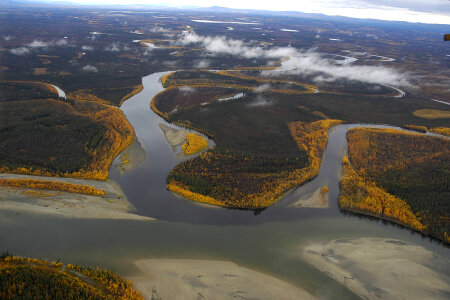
[0,71,448,299]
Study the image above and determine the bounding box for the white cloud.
[194,59,211,68]
[82,45,94,51]
[28,40,49,48]
[37,0,450,25]
[55,38,68,46]
[253,84,271,92]
[178,32,410,86]
[179,86,196,94]
[10,47,30,55]
[247,95,273,107]
[3,35,14,41]
[105,42,120,52]
[82,65,98,72]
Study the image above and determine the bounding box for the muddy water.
[1,71,448,299]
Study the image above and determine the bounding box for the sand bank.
[290,186,329,208]
[117,137,147,174]
[0,173,152,221]
[129,259,315,300]
[302,238,450,300]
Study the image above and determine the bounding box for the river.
[0,71,448,299]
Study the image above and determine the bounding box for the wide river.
[1,72,448,298]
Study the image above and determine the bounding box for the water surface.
[1,71,448,299]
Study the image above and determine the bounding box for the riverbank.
[0,173,152,221]
[128,259,316,300]
[302,238,450,300]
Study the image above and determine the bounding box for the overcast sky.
[38,0,450,25]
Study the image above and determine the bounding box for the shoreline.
[302,237,450,300]
[128,258,316,300]
[0,173,153,221]
[340,207,448,245]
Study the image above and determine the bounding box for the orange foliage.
[1,256,142,300]
[321,186,329,194]
[182,133,208,155]
[161,70,317,94]
[339,156,425,231]
[346,127,447,174]
[429,127,450,137]
[402,124,427,133]
[0,179,105,196]
[0,80,58,95]
[167,182,226,207]
[161,72,176,87]
[67,90,109,104]
[168,119,342,208]
[1,101,134,181]
[119,85,143,106]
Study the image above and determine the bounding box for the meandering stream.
[1,71,448,299]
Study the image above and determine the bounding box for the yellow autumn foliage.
[402,124,427,133]
[0,179,105,196]
[119,85,143,106]
[339,156,425,232]
[182,133,208,155]
[0,102,134,181]
[167,182,225,207]
[168,119,342,208]
[429,127,450,137]
[0,256,143,300]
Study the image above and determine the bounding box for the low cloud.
[82,45,94,51]
[3,35,14,41]
[26,39,69,48]
[105,42,130,52]
[179,86,196,94]
[28,40,49,48]
[105,42,120,52]
[82,65,98,72]
[247,95,273,107]
[10,47,30,55]
[178,32,410,86]
[55,38,68,46]
[253,84,271,92]
[194,59,211,68]
[150,26,170,32]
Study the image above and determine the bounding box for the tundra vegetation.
[341,128,449,242]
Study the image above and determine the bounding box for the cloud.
[3,35,14,41]
[247,95,274,107]
[179,86,196,94]
[266,50,410,86]
[55,38,68,46]
[28,40,49,48]
[253,84,271,92]
[178,32,410,86]
[150,26,170,32]
[26,39,68,48]
[10,47,30,55]
[105,42,120,52]
[82,65,98,72]
[177,32,267,58]
[82,45,94,51]
[194,59,211,68]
